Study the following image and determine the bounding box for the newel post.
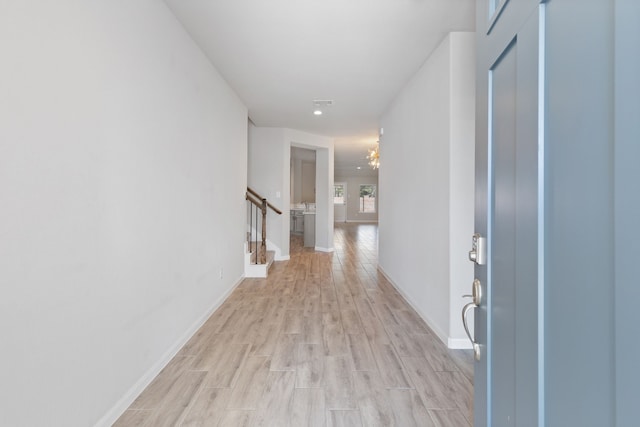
[260,198,267,264]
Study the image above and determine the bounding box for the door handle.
[462,278,482,361]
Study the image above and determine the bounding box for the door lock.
[462,278,482,361]
[468,233,486,265]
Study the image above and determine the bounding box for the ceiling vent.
[313,99,333,107]
[312,99,333,116]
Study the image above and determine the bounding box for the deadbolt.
[468,233,486,265]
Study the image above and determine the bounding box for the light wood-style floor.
[115,223,473,427]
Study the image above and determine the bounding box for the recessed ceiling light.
[357,166,361,170]
[313,109,323,116]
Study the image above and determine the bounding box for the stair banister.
[245,187,281,265]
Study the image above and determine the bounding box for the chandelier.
[367,142,380,169]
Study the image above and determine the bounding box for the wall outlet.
[219,268,223,279]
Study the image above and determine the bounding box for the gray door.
[474,2,542,426]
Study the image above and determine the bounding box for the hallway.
[115,223,473,426]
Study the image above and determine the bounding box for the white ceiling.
[164,0,475,176]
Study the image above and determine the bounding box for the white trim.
[275,255,290,261]
[95,275,245,427]
[314,246,334,252]
[345,220,378,223]
[448,337,473,350]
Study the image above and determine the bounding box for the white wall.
[379,32,475,348]
[247,125,289,257]
[301,161,316,203]
[448,33,476,347]
[334,175,379,222]
[291,157,303,203]
[0,2,248,426]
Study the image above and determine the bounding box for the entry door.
[474,2,543,426]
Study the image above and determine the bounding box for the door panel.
[475,2,541,426]
[490,40,518,426]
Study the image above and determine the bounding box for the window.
[333,184,345,204]
[359,184,376,213]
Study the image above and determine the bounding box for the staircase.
[244,241,275,278]
[244,187,281,278]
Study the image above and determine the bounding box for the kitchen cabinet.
[303,212,315,247]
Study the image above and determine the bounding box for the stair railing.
[246,187,282,264]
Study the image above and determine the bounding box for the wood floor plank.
[336,290,357,311]
[296,343,325,388]
[428,409,472,427]
[303,295,322,316]
[326,410,363,427]
[208,304,236,324]
[219,309,250,333]
[370,342,413,389]
[191,333,235,370]
[176,323,219,358]
[291,388,326,427]
[226,356,272,409]
[413,333,461,372]
[347,333,378,371]
[271,333,300,371]
[325,356,357,410]
[355,298,392,345]
[388,389,436,427]
[393,309,432,335]
[435,370,474,423]
[261,298,288,326]
[142,370,206,427]
[202,343,250,387]
[353,371,395,426]
[252,371,296,427]
[283,309,305,334]
[301,312,324,344]
[249,323,281,356]
[341,309,364,334]
[401,357,457,410]
[371,301,400,326]
[448,348,475,384]
[324,330,349,357]
[322,310,349,356]
[181,387,231,427]
[385,324,425,357]
[218,410,254,427]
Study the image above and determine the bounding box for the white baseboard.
[275,255,290,261]
[94,275,245,427]
[447,337,473,350]
[377,266,462,350]
[314,246,334,252]
[345,219,378,223]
